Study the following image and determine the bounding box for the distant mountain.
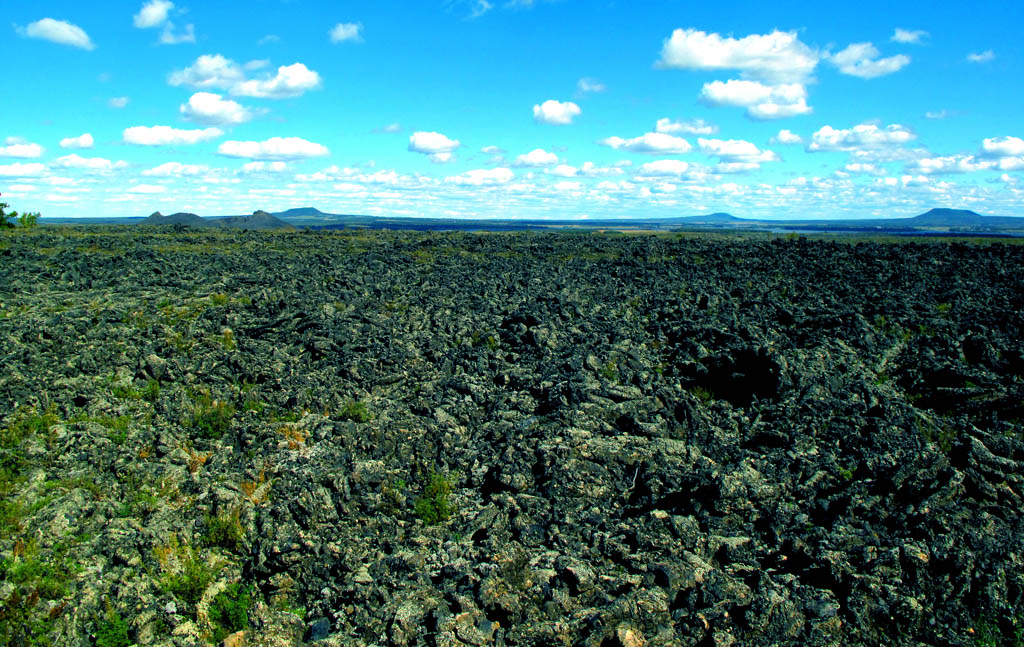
[907,208,1024,227]
[275,207,328,218]
[140,211,208,227]
[139,210,294,230]
[671,212,744,224]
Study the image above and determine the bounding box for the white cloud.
[552,181,582,192]
[481,145,504,154]
[124,125,223,146]
[600,132,692,154]
[891,29,928,44]
[408,131,460,162]
[698,138,778,164]
[17,18,95,50]
[170,55,321,98]
[109,97,129,108]
[547,164,578,177]
[241,161,288,173]
[329,22,363,43]
[908,155,995,175]
[925,109,949,120]
[169,54,247,89]
[53,154,125,171]
[577,77,605,93]
[218,137,329,160]
[127,184,167,194]
[180,92,258,126]
[655,118,717,135]
[133,0,172,28]
[159,23,195,45]
[843,163,884,175]
[514,148,559,166]
[657,28,818,83]
[580,162,625,177]
[808,123,915,152]
[59,133,94,149]
[638,160,692,176]
[982,136,1024,157]
[445,168,514,185]
[232,63,321,98]
[533,100,581,125]
[375,123,402,133]
[967,50,995,63]
[772,129,803,144]
[0,138,44,158]
[0,163,47,177]
[142,162,210,176]
[700,80,811,119]
[829,43,910,78]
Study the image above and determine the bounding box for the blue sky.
[3,0,1022,220]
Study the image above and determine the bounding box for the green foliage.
[111,378,160,402]
[158,540,216,606]
[95,605,132,647]
[18,211,39,229]
[598,360,618,381]
[203,507,245,553]
[208,582,253,643]
[338,399,371,423]
[690,385,714,404]
[0,201,40,229]
[191,394,235,439]
[414,472,454,525]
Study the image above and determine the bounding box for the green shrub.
[203,507,245,552]
[208,582,253,643]
[95,606,131,647]
[414,472,453,525]
[338,399,370,423]
[159,543,215,606]
[191,395,235,439]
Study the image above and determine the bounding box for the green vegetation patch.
[414,472,454,525]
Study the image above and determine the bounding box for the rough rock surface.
[1,226,1023,646]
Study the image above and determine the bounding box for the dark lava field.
[1,226,1023,647]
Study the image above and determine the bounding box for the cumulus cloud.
[169,55,322,98]
[698,138,778,165]
[0,163,47,177]
[159,23,195,44]
[126,184,167,194]
[772,129,803,144]
[374,123,402,133]
[601,132,692,155]
[638,160,692,176]
[329,22,363,43]
[59,133,94,149]
[808,123,915,152]
[241,161,288,173]
[925,109,949,120]
[577,77,605,94]
[580,162,625,177]
[133,0,172,28]
[547,164,578,177]
[408,131,460,162]
[533,100,581,125]
[445,168,514,185]
[123,125,223,146]
[180,92,258,126]
[218,136,329,160]
[967,50,995,63]
[829,43,910,78]
[141,162,209,176]
[891,28,928,44]
[843,163,884,175]
[513,148,559,167]
[655,118,717,135]
[700,80,811,119]
[0,138,44,158]
[53,154,126,171]
[657,29,818,84]
[982,136,1024,157]
[17,18,95,50]
[908,155,995,175]
[109,97,129,108]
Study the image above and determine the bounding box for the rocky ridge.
[0,226,1022,646]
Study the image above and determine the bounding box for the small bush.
[95,606,131,647]
[414,472,453,525]
[338,399,370,423]
[157,540,215,606]
[204,507,245,552]
[208,582,253,643]
[191,396,235,440]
